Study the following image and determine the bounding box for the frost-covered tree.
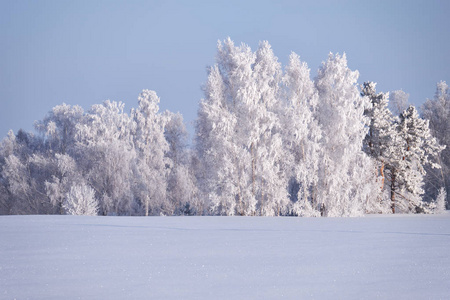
[77,100,136,216]
[35,103,84,155]
[196,38,290,216]
[0,130,56,214]
[0,131,20,214]
[1,105,88,215]
[3,38,445,218]
[314,53,378,217]
[1,87,191,216]
[359,85,444,213]
[361,82,395,159]
[164,112,188,166]
[195,63,240,215]
[283,52,322,217]
[389,90,410,117]
[360,82,396,213]
[1,151,37,214]
[164,111,200,215]
[389,106,444,213]
[215,38,258,215]
[251,41,289,216]
[45,154,82,214]
[433,187,447,213]
[421,81,449,209]
[19,104,86,214]
[63,183,99,216]
[133,90,170,216]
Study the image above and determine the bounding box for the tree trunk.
[390,170,396,214]
[260,178,264,216]
[237,164,243,216]
[251,142,255,197]
[59,200,63,215]
[380,162,385,190]
[320,203,325,217]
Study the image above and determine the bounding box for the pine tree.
[421,81,449,209]
[360,82,396,213]
[389,106,444,213]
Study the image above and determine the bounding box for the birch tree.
[283,52,322,216]
[133,90,170,215]
[196,38,290,216]
[164,111,200,215]
[77,100,136,215]
[252,41,289,216]
[195,64,240,215]
[314,53,377,216]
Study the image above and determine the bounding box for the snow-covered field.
[1,214,449,299]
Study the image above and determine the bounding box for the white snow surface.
[1,214,450,299]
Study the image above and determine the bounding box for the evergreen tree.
[421,81,449,209]
[389,106,444,213]
[360,82,396,213]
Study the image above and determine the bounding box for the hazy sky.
[1,0,449,139]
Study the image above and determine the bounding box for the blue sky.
[1,0,449,139]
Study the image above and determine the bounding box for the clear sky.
[1,0,449,140]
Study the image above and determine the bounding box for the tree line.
[0,38,448,216]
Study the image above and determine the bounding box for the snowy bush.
[63,184,99,216]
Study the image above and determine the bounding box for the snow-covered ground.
[1,214,449,299]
